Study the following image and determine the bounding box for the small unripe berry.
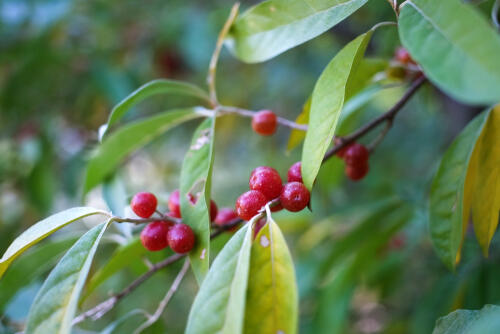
[140,221,171,251]
[249,166,282,200]
[131,192,157,218]
[287,162,302,183]
[343,143,369,167]
[236,190,268,221]
[168,189,217,221]
[280,182,310,212]
[215,208,239,232]
[394,47,415,65]
[167,224,195,253]
[345,162,369,181]
[252,110,277,136]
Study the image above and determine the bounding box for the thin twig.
[133,259,190,334]
[74,77,426,326]
[218,105,308,131]
[113,215,181,225]
[207,3,240,106]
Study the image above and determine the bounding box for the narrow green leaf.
[399,0,500,105]
[244,219,298,334]
[100,309,149,334]
[226,0,369,63]
[432,305,500,334]
[186,224,252,334]
[0,207,108,278]
[26,221,110,334]
[103,79,210,137]
[180,117,216,283]
[82,238,148,301]
[302,31,373,189]
[84,108,202,194]
[429,110,490,269]
[467,107,500,255]
[0,237,77,311]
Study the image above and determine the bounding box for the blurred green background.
[1,0,499,333]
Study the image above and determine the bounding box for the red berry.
[215,208,239,232]
[168,189,217,221]
[250,166,274,179]
[167,224,195,253]
[236,190,268,221]
[287,162,302,183]
[334,138,352,158]
[271,202,283,212]
[131,192,157,218]
[280,182,310,212]
[252,110,277,136]
[343,143,369,167]
[345,162,369,181]
[249,166,282,200]
[140,221,171,251]
[394,47,415,65]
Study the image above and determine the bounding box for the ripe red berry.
[167,224,195,253]
[343,143,369,167]
[140,221,171,251]
[345,163,369,181]
[250,166,274,179]
[252,110,277,136]
[131,192,157,218]
[236,190,268,221]
[280,182,310,212]
[249,166,282,200]
[334,138,352,158]
[215,208,239,231]
[287,162,302,183]
[168,189,217,221]
[271,202,283,212]
[394,47,415,65]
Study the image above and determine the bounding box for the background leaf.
[180,117,216,283]
[244,219,298,334]
[429,111,490,269]
[226,0,369,63]
[432,305,500,334]
[0,207,108,278]
[26,221,110,334]
[301,31,372,189]
[84,108,202,194]
[398,0,500,105]
[186,224,252,334]
[103,79,210,136]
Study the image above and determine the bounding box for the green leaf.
[301,31,373,189]
[82,238,148,301]
[467,107,500,255]
[0,237,77,311]
[398,0,500,105]
[26,221,110,334]
[432,305,500,334]
[226,0,369,63]
[287,97,310,152]
[0,207,108,278]
[102,79,210,137]
[180,117,216,283]
[429,110,490,269]
[101,309,149,334]
[186,224,253,334]
[244,219,298,334]
[84,108,202,194]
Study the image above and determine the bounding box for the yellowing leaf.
[287,97,310,152]
[244,219,298,334]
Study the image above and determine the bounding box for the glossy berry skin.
[252,110,277,136]
[287,162,302,183]
[249,166,282,200]
[280,182,310,212]
[250,166,274,179]
[215,208,239,232]
[168,189,217,221]
[394,47,414,65]
[343,143,369,167]
[131,192,157,218]
[345,163,369,181]
[140,221,171,251]
[236,190,268,221]
[167,224,195,253]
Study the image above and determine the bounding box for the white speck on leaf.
[191,129,211,150]
[200,248,206,259]
[277,330,285,334]
[260,235,270,248]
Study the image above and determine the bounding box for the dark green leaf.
[432,305,500,334]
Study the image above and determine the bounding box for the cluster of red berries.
[235,163,310,221]
[335,140,370,181]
